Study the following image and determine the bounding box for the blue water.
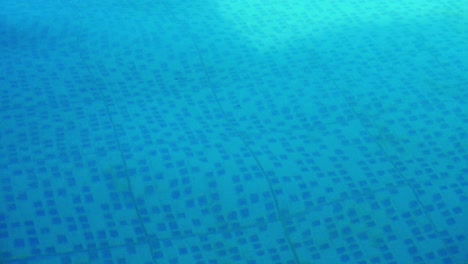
[1,0,467,263]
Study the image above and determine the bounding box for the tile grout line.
[318,55,443,238]
[160,3,302,263]
[70,2,158,263]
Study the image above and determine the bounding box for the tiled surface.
[286,186,453,264]
[1,0,466,263]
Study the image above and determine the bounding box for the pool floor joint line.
[73,6,158,263]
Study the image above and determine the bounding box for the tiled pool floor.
[1,0,467,263]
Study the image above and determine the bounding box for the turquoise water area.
[0,0,467,263]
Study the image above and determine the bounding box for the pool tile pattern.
[1,0,466,263]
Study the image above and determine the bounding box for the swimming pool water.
[0,0,467,263]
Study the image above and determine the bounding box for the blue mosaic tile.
[413,177,468,263]
[1,0,466,263]
[0,57,148,260]
[350,91,467,183]
[0,150,147,261]
[149,221,297,264]
[105,89,230,140]
[244,120,402,216]
[211,68,352,135]
[124,133,278,238]
[286,186,460,264]
[6,243,153,264]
